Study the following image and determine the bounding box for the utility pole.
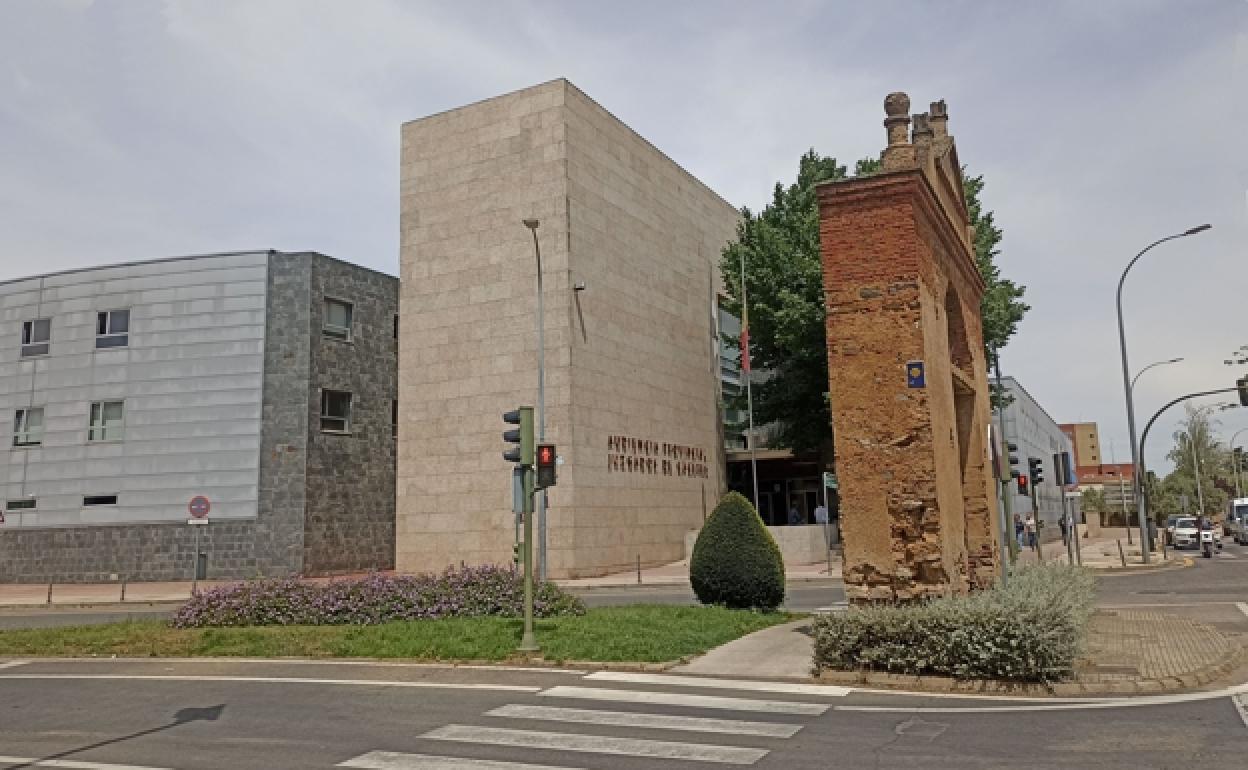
[522,220,548,582]
[992,349,1014,581]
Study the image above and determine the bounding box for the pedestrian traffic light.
[502,407,535,465]
[1028,456,1044,487]
[1017,474,1028,495]
[536,443,557,489]
[1237,376,1248,407]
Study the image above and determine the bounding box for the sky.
[1,0,1245,474]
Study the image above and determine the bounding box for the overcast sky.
[1,0,1244,474]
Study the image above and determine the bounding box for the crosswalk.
[337,674,847,769]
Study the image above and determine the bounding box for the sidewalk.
[556,557,843,589]
[1014,527,1185,570]
[675,608,1247,693]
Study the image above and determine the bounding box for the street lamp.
[1228,427,1248,498]
[1121,357,1184,542]
[522,218,548,582]
[1116,225,1211,562]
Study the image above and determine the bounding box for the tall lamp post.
[522,219,548,582]
[1230,427,1248,499]
[1122,357,1184,541]
[1116,225,1211,562]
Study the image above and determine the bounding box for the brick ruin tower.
[816,92,1001,602]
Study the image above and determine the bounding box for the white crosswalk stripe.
[485,703,802,738]
[583,671,851,697]
[422,724,769,765]
[538,685,828,715]
[338,751,584,769]
[0,757,171,770]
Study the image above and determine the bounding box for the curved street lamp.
[1117,225,1211,562]
[1230,427,1248,499]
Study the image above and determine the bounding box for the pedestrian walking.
[1013,512,1024,547]
[788,503,803,525]
[1024,512,1038,551]
[1058,514,1069,546]
[814,502,830,546]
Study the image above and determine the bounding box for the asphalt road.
[0,658,1244,769]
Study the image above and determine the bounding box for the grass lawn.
[0,605,793,663]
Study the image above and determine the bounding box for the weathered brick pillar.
[817,92,1001,602]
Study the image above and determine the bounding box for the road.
[0,658,1245,769]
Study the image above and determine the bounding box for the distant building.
[1060,421,1103,468]
[998,377,1076,542]
[1059,421,1136,522]
[0,251,397,582]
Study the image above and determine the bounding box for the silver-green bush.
[812,564,1096,682]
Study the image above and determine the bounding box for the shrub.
[812,563,1096,682]
[690,491,786,610]
[170,565,585,628]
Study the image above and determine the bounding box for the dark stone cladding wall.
[253,252,314,577]
[301,254,397,574]
[0,520,259,583]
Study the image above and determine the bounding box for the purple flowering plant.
[170,564,585,628]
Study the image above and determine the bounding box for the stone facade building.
[397,79,739,578]
[817,93,1001,602]
[0,251,396,582]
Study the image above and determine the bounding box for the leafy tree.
[1162,405,1233,517]
[1078,487,1106,515]
[719,151,1028,455]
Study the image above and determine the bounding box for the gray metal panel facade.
[998,376,1076,541]
[0,252,269,527]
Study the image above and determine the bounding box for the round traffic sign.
[188,495,211,518]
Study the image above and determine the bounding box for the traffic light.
[1237,376,1248,407]
[1017,474,1028,496]
[1052,451,1074,487]
[502,407,535,465]
[1007,442,1022,482]
[536,443,557,489]
[512,542,521,566]
[1028,457,1044,487]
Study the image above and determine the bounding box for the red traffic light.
[537,444,556,466]
[536,443,557,489]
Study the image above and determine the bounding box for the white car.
[1172,517,1221,550]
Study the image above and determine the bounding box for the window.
[95,309,130,348]
[5,499,35,510]
[323,299,352,340]
[320,390,351,433]
[88,400,125,441]
[393,314,399,339]
[13,407,44,447]
[20,319,50,357]
[392,399,398,439]
[84,495,118,506]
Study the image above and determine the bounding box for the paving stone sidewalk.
[676,609,1247,694]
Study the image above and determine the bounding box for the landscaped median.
[0,567,792,665]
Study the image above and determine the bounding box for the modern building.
[998,376,1077,542]
[0,251,397,582]
[1060,421,1103,469]
[397,79,739,578]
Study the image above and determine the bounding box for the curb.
[814,638,1248,697]
[561,575,843,591]
[1086,557,1193,575]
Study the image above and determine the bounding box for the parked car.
[1165,514,1183,545]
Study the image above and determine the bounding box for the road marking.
[0,660,29,670]
[1234,694,1248,730]
[339,752,583,770]
[0,756,170,770]
[486,704,802,738]
[583,672,851,697]
[0,674,538,693]
[1237,602,1248,620]
[423,724,768,765]
[834,682,1248,714]
[538,686,827,715]
[17,658,586,675]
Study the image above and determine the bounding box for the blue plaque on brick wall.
[906,361,925,388]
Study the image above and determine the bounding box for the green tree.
[1078,487,1106,516]
[719,151,1028,455]
[1163,405,1233,517]
[690,492,786,610]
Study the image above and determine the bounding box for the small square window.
[6,498,35,510]
[88,400,125,442]
[13,407,44,447]
[84,495,118,506]
[321,390,351,433]
[96,309,130,349]
[324,299,352,340]
[20,319,50,357]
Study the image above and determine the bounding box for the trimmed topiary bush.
[812,563,1096,682]
[690,491,786,610]
[170,565,585,628]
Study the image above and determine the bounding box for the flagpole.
[739,253,760,515]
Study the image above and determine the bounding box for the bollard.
[636,554,642,584]
[1117,539,1127,568]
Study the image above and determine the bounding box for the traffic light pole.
[992,349,1015,579]
[519,464,538,653]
